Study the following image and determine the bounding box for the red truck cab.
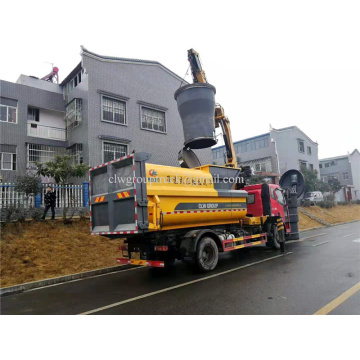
[244,183,291,234]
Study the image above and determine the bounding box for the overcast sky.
[1,0,359,159]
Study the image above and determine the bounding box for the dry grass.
[303,204,360,224]
[298,211,324,230]
[298,204,360,230]
[0,220,121,288]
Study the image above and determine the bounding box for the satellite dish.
[279,169,305,198]
[178,147,201,168]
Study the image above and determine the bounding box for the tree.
[14,173,42,207]
[246,174,270,185]
[300,165,320,193]
[36,156,88,221]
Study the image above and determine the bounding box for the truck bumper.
[117,258,165,268]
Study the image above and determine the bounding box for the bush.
[301,199,312,207]
[29,207,43,221]
[78,207,89,220]
[1,205,18,222]
[317,201,335,209]
[15,207,28,223]
[337,201,349,206]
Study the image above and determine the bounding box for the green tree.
[14,173,42,207]
[300,165,320,193]
[246,174,269,185]
[36,156,88,220]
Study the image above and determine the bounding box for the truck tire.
[196,237,219,272]
[271,226,284,250]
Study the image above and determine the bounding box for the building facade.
[319,149,360,201]
[212,126,320,179]
[0,47,212,183]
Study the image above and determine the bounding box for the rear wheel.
[196,237,219,272]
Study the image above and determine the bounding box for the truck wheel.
[271,226,284,250]
[196,237,218,272]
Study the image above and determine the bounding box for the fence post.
[35,193,42,208]
[83,182,89,207]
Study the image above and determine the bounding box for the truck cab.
[245,183,290,235]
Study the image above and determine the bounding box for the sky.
[1,0,359,159]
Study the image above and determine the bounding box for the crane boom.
[187,49,237,168]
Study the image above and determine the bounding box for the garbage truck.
[89,49,303,272]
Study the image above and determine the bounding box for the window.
[319,164,323,169]
[309,164,314,171]
[103,142,128,163]
[343,173,349,180]
[68,143,83,165]
[102,96,126,125]
[0,152,16,170]
[66,98,82,128]
[247,194,255,204]
[298,140,305,153]
[300,161,307,168]
[66,69,83,95]
[330,160,337,166]
[270,186,276,200]
[27,144,67,169]
[0,97,17,123]
[307,146,312,155]
[28,107,39,122]
[275,189,285,205]
[141,106,166,133]
[325,163,330,168]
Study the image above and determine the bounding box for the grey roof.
[80,46,187,84]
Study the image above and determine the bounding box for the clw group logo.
[148,169,157,177]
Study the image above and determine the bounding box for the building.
[212,126,319,180]
[0,47,212,183]
[319,149,360,201]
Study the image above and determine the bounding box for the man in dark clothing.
[42,186,56,220]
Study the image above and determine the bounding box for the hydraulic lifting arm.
[187,49,237,168]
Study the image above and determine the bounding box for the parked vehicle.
[303,191,324,205]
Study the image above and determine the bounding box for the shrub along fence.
[0,182,89,209]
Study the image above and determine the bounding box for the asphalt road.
[1,222,359,315]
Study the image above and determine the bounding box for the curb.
[0,264,133,297]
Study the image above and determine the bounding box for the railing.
[0,183,89,209]
[27,123,66,141]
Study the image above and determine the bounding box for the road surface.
[1,222,359,315]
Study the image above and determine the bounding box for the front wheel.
[196,237,219,272]
[271,226,285,250]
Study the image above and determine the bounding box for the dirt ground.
[1,205,359,287]
[0,220,121,288]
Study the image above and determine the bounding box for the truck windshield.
[275,189,285,205]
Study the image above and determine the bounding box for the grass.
[302,204,360,224]
[298,210,324,230]
[0,220,121,288]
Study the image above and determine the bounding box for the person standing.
[42,186,56,220]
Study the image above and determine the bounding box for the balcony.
[27,123,66,141]
[65,98,82,129]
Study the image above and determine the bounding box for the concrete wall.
[319,157,353,186]
[270,127,319,176]
[0,80,66,183]
[82,53,212,168]
[212,133,278,171]
[349,150,360,200]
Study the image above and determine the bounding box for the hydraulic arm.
[187,49,237,168]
